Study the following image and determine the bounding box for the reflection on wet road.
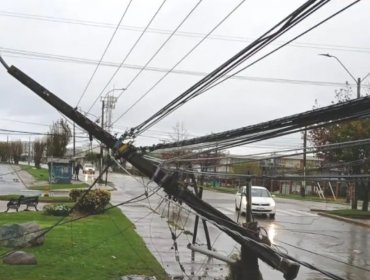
[101,173,370,280]
[203,192,370,280]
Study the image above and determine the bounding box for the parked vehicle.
[83,163,95,175]
[235,186,276,219]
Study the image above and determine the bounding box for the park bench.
[5,195,39,213]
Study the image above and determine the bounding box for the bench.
[5,195,39,212]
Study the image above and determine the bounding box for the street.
[109,173,370,280]
[0,165,368,280]
[0,164,41,196]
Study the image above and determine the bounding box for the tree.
[309,86,370,211]
[33,139,46,169]
[0,142,10,163]
[10,141,23,164]
[161,122,190,170]
[46,119,71,157]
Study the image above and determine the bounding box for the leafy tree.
[33,139,46,168]
[309,86,370,211]
[10,141,23,164]
[46,119,71,157]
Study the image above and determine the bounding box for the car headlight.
[270,200,276,208]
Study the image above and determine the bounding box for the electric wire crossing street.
[0,0,368,279]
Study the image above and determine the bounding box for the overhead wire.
[194,0,362,102]
[2,47,360,90]
[143,96,370,154]
[2,9,370,54]
[131,0,360,135]
[112,0,248,125]
[112,0,203,118]
[86,0,168,114]
[154,137,370,172]
[127,0,333,135]
[75,0,134,107]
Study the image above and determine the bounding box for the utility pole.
[302,128,307,197]
[28,136,31,165]
[2,58,300,280]
[7,135,9,163]
[73,122,76,157]
[100,99,105,180]
[239,178,261,280]
[357,77,361,99]
[101,89,118,185]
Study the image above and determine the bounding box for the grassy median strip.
[28,183,88,191]
[274,193,347,204]
[0,207,168,280]
[20,165,49,181]
[326,209,370,219]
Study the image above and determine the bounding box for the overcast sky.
[0,0,369,155]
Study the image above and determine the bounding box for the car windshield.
[251,188,271,198]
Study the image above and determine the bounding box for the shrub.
[44,204,71,216]
[69,189,111,214]
[69,189,85,201]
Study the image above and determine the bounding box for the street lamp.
[319,53,370,99]
[99,87,125,181]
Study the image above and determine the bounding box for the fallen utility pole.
[0,57,299,280]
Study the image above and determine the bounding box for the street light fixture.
[99,87,125,181]
[319,53,370,99]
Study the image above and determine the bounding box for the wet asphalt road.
[108,173,370,280]
[0,164,368,280]
[0,164,40,196]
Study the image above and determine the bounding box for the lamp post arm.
[361,72,370,82]
[331,55,357,83]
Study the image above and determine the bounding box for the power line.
[86,0,168,114]
[0,118,50,127]
[113,0,203,109]
[195,0,362,104]
[1,9,370,54]
[75,0,134,107]
[137,1,368,148]
[0,128,88,138]
[1,47,359,89]
[127,0,334,135]
[112,0,248,125]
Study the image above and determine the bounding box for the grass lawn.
[202,186,237,194]
[19,164,88,191]
[326,209,370,219]
[0,207,169,280]
[28,183,88,191]
[20,165,49,181]
[274,193,348,204]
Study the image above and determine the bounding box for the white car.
[83,163,95,175]
[235,186,276,219]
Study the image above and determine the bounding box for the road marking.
[277,209,301,216]
[277,209,317,217]
[216,206,318,218]
[290,209,318,217]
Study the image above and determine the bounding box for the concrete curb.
[10,165,28,188]
[315,211,370,228]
